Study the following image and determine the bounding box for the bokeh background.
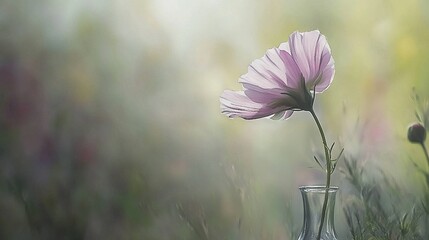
[1,0,429,239]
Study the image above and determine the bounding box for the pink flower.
[220,30,335,120]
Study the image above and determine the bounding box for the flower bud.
[407,122,426,144]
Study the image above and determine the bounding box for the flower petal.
[278,50,303,89]
[289,31,311,80]
[283,110,294,119]
[314,47,335,92]
[270,109,294,120]
[220,90,287,120]
[239,48,288,89]
[278,41,290,53]
[289,30,335,92]
[243,87,283,104]
[315,62,335,92]
[302,30,323,79]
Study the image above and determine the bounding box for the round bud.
[408,122,426,144]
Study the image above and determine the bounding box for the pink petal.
[243,87,284,104]
[278,42,290,53]
[278,50,303,89]
[289,30,335,92]
[315,64,334,92]
[239,48,288,89]
[302,30,322,77]
[270,110,294,120]
[318,47,332,76]
[220,90,287,120]
[313,47,334,92]
[240,81,284,95]
[265,47,286,74]
[289,32,311,80]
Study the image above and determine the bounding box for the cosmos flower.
[220,30,335,120]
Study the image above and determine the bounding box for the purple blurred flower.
[221,30,335,120]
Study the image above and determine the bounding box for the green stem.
[421,141,429,237]
[310,109,332,240]
[421,142,429,169]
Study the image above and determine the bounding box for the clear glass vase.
[297,186,339,240]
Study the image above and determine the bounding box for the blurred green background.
[1,0,429,239]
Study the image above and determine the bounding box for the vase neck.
[298,186,338,240]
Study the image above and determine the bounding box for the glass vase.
[297,186,339,240]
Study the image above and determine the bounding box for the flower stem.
[310,109,332,240]
[421,142,429,169]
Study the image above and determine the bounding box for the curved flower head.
[220,30,335,120]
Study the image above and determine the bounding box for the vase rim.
[299,185,339,193]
